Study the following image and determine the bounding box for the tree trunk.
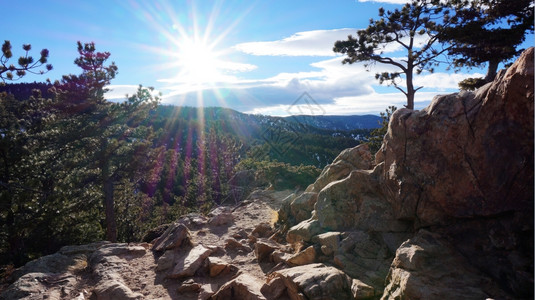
[405,69,415,110]
[103,175,117,242]
[100,138,117,242]
[485,60,499,82]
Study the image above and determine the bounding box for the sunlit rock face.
[379,47,534,227]
[285,47,533,298]
[376,47,534,298]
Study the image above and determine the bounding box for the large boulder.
[263,263,353,300]
[290,192,318,223]
[0,272,78,300]
[333,231,395,291]
[212,274,267,300]
[151,222,190,252]
[378,48,533,226]
[307,144,373,194]
[279,144,374,228]
[382,230,508,299]
[167,244,213,278]
[314,166,409,232]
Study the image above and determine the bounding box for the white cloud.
[158,52,479,115]
[157,52,480,115]
[105,85,140,100]
[157,23,485,116]
[217,61,258,72]
[234,28,357,56]
[234,27,433,59]
[414,72,485,90]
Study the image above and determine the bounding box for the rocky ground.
[1,48,533,300]
[0,190,302,300]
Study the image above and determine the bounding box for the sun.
[128,1,256,92]
[176,38,225,86]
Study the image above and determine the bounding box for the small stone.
[313,232,341,256]
[351,278,375,299]
[208,207,234,226]
[321,245,333,256]
[208,257,230,277]
[225,238,252,252]
[260,276,287,300]
[286,219,322,244]
[156,250,175,271]
[152,223,190,252]
[251,222,273,238]
[287,246,316,266]
[168,245,212,279]
[270,250,292,264]
[199,284,219,300]
[254,238,280,262]
[177,280,201,293]
[211,274,266,300]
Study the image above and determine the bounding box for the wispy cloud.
[234,28,357,56]
[216,61,258,72]
[414,72,485,90]
[234,28,431,58]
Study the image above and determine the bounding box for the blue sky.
[3,0,531,115]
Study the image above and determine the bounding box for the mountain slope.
[148,106,374,167]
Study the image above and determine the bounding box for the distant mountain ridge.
[285,114,381,130]
[152,106,381,132]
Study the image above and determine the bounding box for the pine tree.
[440,0,534,85]
[0,41,52,82]
[334,0,454,109]
[56,42,159,242]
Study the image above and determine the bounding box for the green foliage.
[367,106,397,154]
[0,41,52,82]
[0,42,161,265]
[0,90,104,266]
[52,42,159,242]
[458,77,487,91]
[440,0,534,81]
[236,158,321,190]
[334,0,454,109]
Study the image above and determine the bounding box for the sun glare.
[124,0,255,105]
[176,38,225,86]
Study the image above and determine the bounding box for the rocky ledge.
[1,48,533,300]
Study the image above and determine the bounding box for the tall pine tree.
[56,42,159,242]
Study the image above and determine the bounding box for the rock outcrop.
[282,47,534,298]
[1,48,532,300]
